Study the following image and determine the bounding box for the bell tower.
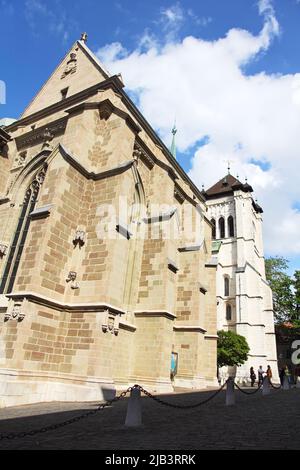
[203,173,278,383]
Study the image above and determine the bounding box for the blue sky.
[1,0,300,275]
[2,0,300,117]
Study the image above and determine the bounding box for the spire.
[170,123,177,160]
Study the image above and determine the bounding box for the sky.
[1,0,300,275]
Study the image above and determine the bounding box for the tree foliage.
[217,330,250,368]
[265,256,294,324]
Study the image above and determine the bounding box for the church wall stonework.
[0,38,218,406]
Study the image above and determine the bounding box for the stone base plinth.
[0,370,115,408]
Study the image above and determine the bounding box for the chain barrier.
[233,381,263,395]
[0,387,132,441]
[0,377,289,441]
[134,380,228,409]
[269,381,282,390]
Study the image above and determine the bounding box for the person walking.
[284,365,292,385]
[279,367,285,386]
[250,367,256,387]
[257,365,265,387]
[266,365,272,383]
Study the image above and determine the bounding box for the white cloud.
[161,3,184,25]
[95,1,300,258]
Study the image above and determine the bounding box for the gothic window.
[226,304,232,321]
[228,216,234,237]
[211,218,216,240]
[218,217,225,239]
[224,277,230,297]
[0,167,46,295]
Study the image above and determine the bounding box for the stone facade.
[204,175,279,383]
[0,38,218,407]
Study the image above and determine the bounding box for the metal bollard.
[226,377,235,406]
[262,376,270,395]
[283,376,290,390]
[125,386,142,427]
[296,377,300,389]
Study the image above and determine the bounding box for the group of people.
[250,364,298,387]
[279,365,294,386]
[249,365,273,387]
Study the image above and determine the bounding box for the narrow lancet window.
[219,217,225,239]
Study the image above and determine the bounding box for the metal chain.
[134,381,228,409]
[0,376,286,441]
[234,381,263,395]
[269,381,282,390]
[0,387,132,441]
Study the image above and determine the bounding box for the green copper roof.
[212,240,222,253]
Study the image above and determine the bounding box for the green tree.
[292,270,300,326]
[265,256,294,324]
[217,330,250,368]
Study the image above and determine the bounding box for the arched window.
[211,218,216,240]
[0,167,46,294]
[228,216,234,237]
[226,304,232,321]
[219,217,225,239]
[224,277,230,297]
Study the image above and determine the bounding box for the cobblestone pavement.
[0,386,299,450]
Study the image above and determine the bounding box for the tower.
[203,174,279,382]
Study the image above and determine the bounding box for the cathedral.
[0,35,278,407]
[203,174,279,383]
[0,35,218,407]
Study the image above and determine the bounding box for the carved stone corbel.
[66,271,79,290]
[99,101,114,120]
[4,311,10,322]
[0,243,8,259]
[133,142,155,169]
[102,310,120,335]
[73,229,86,248]
[4,303,25,322]
[41,128,54,150]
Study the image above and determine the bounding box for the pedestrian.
[279,367,285,386]
[257,365,265,387]
[266,365,272,383]
[284,365,292,385]
[250,367,256,387]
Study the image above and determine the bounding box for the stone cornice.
[6,76,124,132]
[0,127,11,144]
[0,197,10,206]
[30,204,53,220]
[178,244,202,253]
[6,291,126,315]
[143,207,177,224]
[174,181,200,207]
[173,325,207,333]
[15,117,68,151]
[59,144,134,181]
[119,321,137,332]
[135,310,177,320]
